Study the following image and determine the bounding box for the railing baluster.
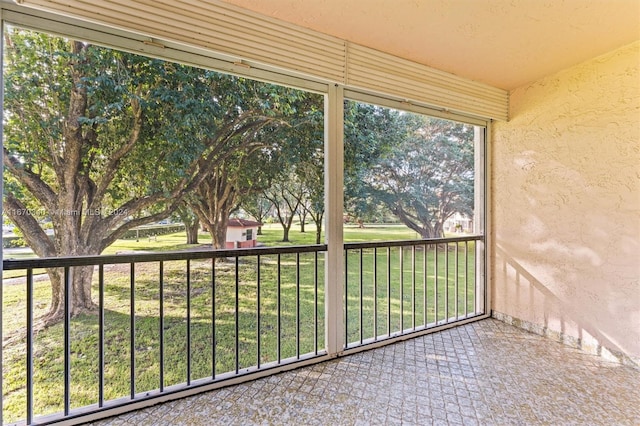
[257,255,261,368]
[314,251,318,355]
[465,241,469,317]
[412,245,416,330]
[235,256,239,374]
[387,247,391,336]
[26,269,33,425]
[159,261,164,392]
[400,246,404,333]
[423,244,427,327]
[434,245,439,324]
[187,259,192,384]
[359,249,363,344]
[445,244,449,323]
[98,264,105,406]
[296,252,300,359]
[64,266,71,416]
[130,263,135,399]
[344,250,348,345]
[373,247,378,341]
[212,258,216,379]
[455,242,459,320]
[277,254,281,363]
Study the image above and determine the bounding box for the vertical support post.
[474,125,488,315]
[0,11,5,425]
[324,84,344,356]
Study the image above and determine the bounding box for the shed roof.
[227,218,263,228]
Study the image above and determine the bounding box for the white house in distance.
[444,212,473,234]
[225,218,262,249]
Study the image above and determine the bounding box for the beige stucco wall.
[491,41,640,364]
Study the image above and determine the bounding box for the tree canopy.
[343,102,475,237]
[3,28,292,321]
[2,27,478,324]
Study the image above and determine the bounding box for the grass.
[2,223,479,423]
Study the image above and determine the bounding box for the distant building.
[226,218,262,248]
[444,212,473,233]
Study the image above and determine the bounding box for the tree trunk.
[177,205,200,244]
[282,225,290,242]
[257,225,263,235]
[44,265,96,324]
[185,218,200,244]
[315,224,322,244]
[210,219,229,250]
[298,211,307,233]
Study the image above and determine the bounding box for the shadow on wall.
[494,243,639,368]
[491,41,640,368]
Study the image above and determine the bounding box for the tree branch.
[3,148,58,212]
[4,193,56,257]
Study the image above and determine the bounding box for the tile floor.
[91,319,640,425]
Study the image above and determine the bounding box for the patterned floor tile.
[90,319,640,426]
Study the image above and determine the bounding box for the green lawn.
[2,223,479,423]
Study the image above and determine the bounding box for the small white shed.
[225,218,262,248]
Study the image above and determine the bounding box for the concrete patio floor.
[91,319,640,425]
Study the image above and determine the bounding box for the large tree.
[187,149,272,250]
[297,160,324,244]
[241,195,272,235]
[187,85,321,249]
[293,102,324,242]
[176,203,200,244]
[2,29,277,323]
[344,102,475,237]
[365,117,475,238]
[263,176,305,243]
[343,101,409,225]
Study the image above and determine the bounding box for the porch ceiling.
[219,0,640,90]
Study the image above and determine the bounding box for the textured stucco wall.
[491,41,640,364]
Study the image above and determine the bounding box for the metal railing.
[344,235,484,349]
[2,245,327,425]
[1,235,486,425]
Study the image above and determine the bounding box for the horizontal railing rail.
[3,245,327,425]
[344,235,484,349]
[344,234,483,250]
[3,244,328,269]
